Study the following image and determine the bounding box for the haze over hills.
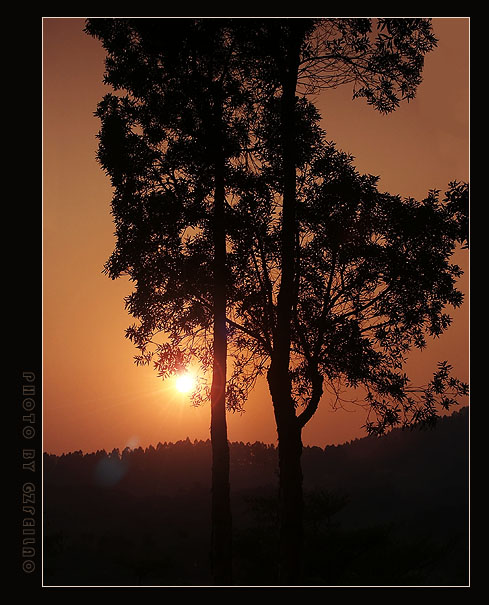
[43,407,469,586]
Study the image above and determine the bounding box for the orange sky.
[42,17,469,455]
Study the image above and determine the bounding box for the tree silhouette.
[84,17,259,584]
[223,17,461,583]
[85,17,468,585]
[227,108,468,580]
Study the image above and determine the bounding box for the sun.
[175,373,196,394]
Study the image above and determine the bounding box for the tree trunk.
[268,367,304,584]
[210,125,232,585]
[277,420,304,585]
[269,26,304,584]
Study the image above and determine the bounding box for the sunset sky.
[42,17,469,456]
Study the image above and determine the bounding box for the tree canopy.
[227,118,468,433]
[85,17,463,429]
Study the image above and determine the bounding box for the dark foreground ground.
[43,407,469,587]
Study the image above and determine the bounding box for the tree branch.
[297,366,323,428]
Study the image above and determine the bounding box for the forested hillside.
[43,407,469,586]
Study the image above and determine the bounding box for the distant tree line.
[43,408,468,586]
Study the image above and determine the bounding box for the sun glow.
[175,373,196,394]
